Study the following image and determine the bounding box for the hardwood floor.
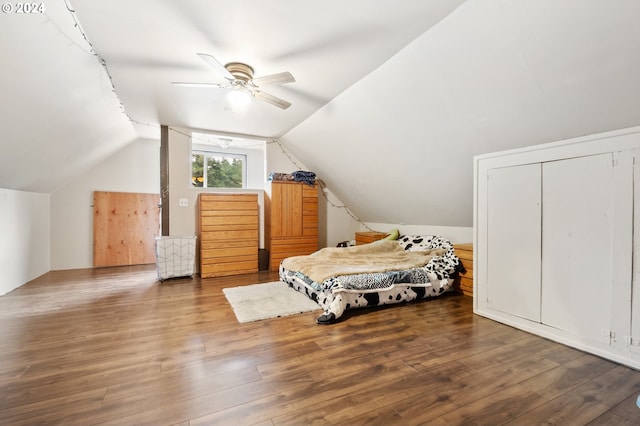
[1,266,640,425]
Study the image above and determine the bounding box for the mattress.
[279,235,460,323]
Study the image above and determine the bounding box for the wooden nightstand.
[355,231,388,245]
[453,243,473,297]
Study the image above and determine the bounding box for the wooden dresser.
[453,243,473,297]
[355,231,388,245]
[265,181,319,271]
[197,193,259,278]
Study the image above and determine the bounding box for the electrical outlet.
[178,198,188,207]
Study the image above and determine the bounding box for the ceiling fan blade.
[171,82,226,88]
[251,71,295,87]
[196,53,234,80]
[253,90,292,109]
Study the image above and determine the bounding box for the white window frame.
[192,150,247,189]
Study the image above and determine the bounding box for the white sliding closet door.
[541,153,613,343]
[486,164,541,322]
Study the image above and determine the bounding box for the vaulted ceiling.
[70,0,465,140]
[2,1,639,227]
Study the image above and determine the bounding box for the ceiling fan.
[172,53,295,109]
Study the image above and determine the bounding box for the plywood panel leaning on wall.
[198,193,259,278]
[266,181,319,271]
[93,191,160,267]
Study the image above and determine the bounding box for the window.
[192,151,246,188]
[190,131,266,190]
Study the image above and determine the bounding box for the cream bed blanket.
[280,240,445,284]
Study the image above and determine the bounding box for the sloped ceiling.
[282,0,640,227]
[0,1,138,192]
[70,0,465,139]
[0,0,464,193]
[2,1,640,229]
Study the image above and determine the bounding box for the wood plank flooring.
[1,265,640,425]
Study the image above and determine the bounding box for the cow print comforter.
[279,235,460,324]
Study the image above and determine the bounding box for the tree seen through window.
[192,152,245,188]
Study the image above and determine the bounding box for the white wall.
[0,188,50,295]
[279,0,640,230]
[50,138,160,270]
[264,140,471,247]
[167,127,267,245]
[167,129,362,249]
[266,140,361,248]
[167,128,193,237]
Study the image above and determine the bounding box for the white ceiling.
[2,0,640,229]
[71,0,465,139]
[0,1,138,192]
[0,0,464,193]
[281,0,640,227]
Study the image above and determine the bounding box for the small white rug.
[223,281,321,323]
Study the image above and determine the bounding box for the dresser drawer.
[355,231,388,245]
[453,243,473,297]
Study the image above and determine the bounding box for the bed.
[279,235,460,324]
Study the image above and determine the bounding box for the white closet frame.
[474,126,640,370]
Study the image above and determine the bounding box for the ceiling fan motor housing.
[174,53,292,109]
[225,62,254,82]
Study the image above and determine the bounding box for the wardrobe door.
[270,182,303,238]
[541,153,613,343]
[485,164,541,322]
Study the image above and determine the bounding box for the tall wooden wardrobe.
[265,181,319,271]
[197,193,259,278]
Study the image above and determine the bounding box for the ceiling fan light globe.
[227,89,252,109]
